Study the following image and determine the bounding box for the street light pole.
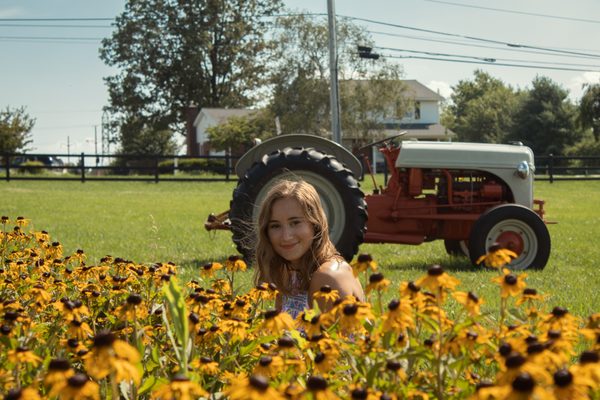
[327,0,341,145]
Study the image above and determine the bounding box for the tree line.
[2,0,600,158]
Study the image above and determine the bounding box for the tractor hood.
[396,141,535,171]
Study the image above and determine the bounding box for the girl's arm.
[308,260,365,312]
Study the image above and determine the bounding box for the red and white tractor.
[206,133,551,270]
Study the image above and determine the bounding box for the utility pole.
[327,0,341,145]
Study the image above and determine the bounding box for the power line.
[383,53,598,72]
[0,23,112,28]
[0,35,102,41]
[421,0,600,25]
[0,18,114,22]
[369,30,600,60]
[376,46,600,69]
[340,14,600,59]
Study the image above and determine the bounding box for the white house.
[189,108,257,156]
[185,80,454,156]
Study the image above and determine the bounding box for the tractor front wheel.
[444,239,469,257]
[468,204,551,270]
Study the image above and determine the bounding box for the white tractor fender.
[234,134,363,179]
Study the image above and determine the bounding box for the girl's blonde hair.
[254,179,339,295]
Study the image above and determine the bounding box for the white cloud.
[426,80,453,99]
[568,72,600,101]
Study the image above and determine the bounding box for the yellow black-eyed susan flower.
[48,373,100,400]
[200,262,222,279]
[253,355,285,377]
[452,291,484,317]
[225,374,284,400]
[476,243,518,269]
[492,268,527,298]
[417,265,460,293]
[261,309,295,335]
[381,299,414,334]
[551,367,595,399]
[305,375,339,400]
[3,387,41,400]
[150,374,208,400]
[351,253,377,277]
[115,293,149,321]
[191,356,220,375]
[225,255,247,272]
[366,273,391,294]
[43,358,74,388]
[540,306,580,335]
[338,298,374,336]
[83,331,141,385]
[569,351,600,388]
[313,285,340,305]
[7,346,42,366]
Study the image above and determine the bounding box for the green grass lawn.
[1,179,599,318]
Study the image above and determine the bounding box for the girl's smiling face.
[267,197,314,267]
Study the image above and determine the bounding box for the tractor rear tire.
[444,239,469,257]
[229,147,367,263]
[468,204,551,270]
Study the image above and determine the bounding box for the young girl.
[254,179,365,318]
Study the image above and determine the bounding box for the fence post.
[154,156,159,183]
[5,155,9,182]
[225,153,230,181]
[548,153,554,184]
[80,153,86,182]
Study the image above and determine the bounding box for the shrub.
[16,160,46,174]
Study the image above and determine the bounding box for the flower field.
[1,217,599,399]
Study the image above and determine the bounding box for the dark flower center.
[264,309,279,319]
[552,306,568,317]
[343,304,359,316]
[306,375,328,391]
[67,373,89,388]
[467,292,479,302]
[171,373,190,382]
[314,352,325,364]
[277,336,295,348]
[553,369,573,387]
[126,294,142,305]
[228,255,240,262]
[259,356,272,366]
[505,352,526,368]
[319,285,332,293]
[548,330,561,339]
[523,288,538,295]
[407,281,420,292]
[357,254,372,263]
[249,374,269,391]
[188,313,200,324]
[386,360,402,371]
[351,388,368,399]
[511,372,534,392]
[235,299,246,307]
[499,342,512,357]
[580,351,599,364]
[93,331,116,347]
[388,299,400,311]
[49,358,71,371]
[369,273,384,283]
[504,274,517,285]
[427,264,444,276]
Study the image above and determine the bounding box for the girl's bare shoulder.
[315,258,353,277]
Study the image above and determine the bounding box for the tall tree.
[442,70,520,143]
[268,15,407,145]
[579,83,600,141]
[100,0,282,154]
[0,106,35,154]
[509,76,581,155]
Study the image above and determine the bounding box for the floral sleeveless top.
[281,270,309,319]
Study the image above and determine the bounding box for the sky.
[1,0,599,155]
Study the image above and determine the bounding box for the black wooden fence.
[2,152,600,183]
[1,153,240,182]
